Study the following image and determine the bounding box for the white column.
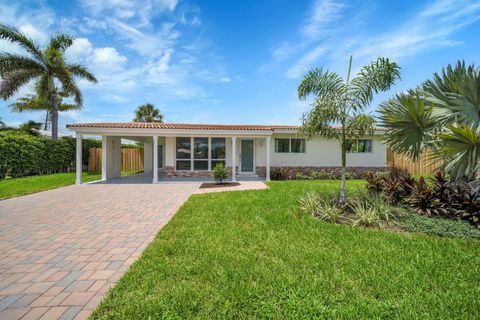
[266,136,271,181]
[153,135,158,183]
[101,136,107,180]
[75,133,83,185]
[231,136,237,182]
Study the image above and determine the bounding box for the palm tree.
[0,24,97,139]
[133,103,164,122]
[298,55,400,204]
[379,61,480,181]
[9,94,81,131]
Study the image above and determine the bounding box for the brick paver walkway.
[0,183,199,320]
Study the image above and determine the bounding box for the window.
[176,137,191,170]
[275,139,290,153]
[194,137,208,171]
[275,138,306,153]
[175,137,226,171]
[211,138,226,168]
[346,139,372,153]
[291,139,305,153]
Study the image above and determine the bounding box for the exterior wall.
[269,134,387,167]
[158,133,387,178]
[102,136,121,180]
[143,139,153,173]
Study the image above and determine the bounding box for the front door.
[240,139,254,173]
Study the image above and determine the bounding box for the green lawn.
[91,180,480,319]
[0,171,137,200]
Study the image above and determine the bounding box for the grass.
[91,180,480,319]
[0,171,138,200]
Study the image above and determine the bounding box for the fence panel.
[88,148,144,172]
[387,149,443,175]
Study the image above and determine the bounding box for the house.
[66,122,388,183]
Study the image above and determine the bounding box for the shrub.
[355,192,405,223]
[212,163,229,183]
[0,130,101,179]
[299,192,343,223]
[350,202,382,227]
[271,167,290,180]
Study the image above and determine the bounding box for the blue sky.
[1,0,479,133]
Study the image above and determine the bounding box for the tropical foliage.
[134,103,164,122]
[18,120,42,136]
[0,24,97,139]
[378,61,480,181]
[0,130,100,179]
[298,55,400,203]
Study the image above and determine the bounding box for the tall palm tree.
[133,103,164,122]
[0,24,97,139]
[379,61,480,181]
[298,55,400,204]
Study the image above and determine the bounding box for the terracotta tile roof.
[66,122,387,131]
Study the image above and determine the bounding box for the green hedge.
[0,130,101,179]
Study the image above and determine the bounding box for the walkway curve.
[0,183,199,320]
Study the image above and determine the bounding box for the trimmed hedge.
[0,130,101,179]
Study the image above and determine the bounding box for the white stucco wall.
[267,134,387,167]
[102,136,122,179]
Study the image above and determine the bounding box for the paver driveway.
[0,183,200,320]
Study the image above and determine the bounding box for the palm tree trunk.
[339,144,347,205]
[50,94,59,140]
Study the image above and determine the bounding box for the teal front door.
[241,139,254,173]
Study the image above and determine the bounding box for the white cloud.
[301,0,344,37]
[93,47,127,66]
[286,46,328,78]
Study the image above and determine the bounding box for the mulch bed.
[199,182,241,189]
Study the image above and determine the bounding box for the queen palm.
[0,24,97,139]
[133,103,164,122]
[298,55,400,203]
[379,61,480,181]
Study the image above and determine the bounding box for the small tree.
[298,55,400,204]
[212,163,229,183]
[134,103,164,122]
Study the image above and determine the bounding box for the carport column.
[101,136,107,181]
[153,135,158,183]
[266,136,271,181]
[231,136,237,182]
[75,133,82,185]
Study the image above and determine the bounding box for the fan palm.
[133,103,164,122]
[298,55,400,204]
[0,24,97,139]
[379,61,480,181]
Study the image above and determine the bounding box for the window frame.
[274,138,306,154]
[175,137,227,171]
[346,139,373,153]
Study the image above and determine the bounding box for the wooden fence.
[387,149,443,175]
[88,148,144,172]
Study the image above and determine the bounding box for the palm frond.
[0,24,43,61]
[378,92,441,160]
[435,124,480,181]
[349,57,401,110]
[48,34,74,52]
[0,69,39,100]
[0,53,45,76]
[297,68,346,101]
[56,69,82,105]
[9,95,51,112]
[344,113,375,138]
[67,63,98,83]
[58,103,81,111]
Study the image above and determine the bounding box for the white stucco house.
[66,122,388,184]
